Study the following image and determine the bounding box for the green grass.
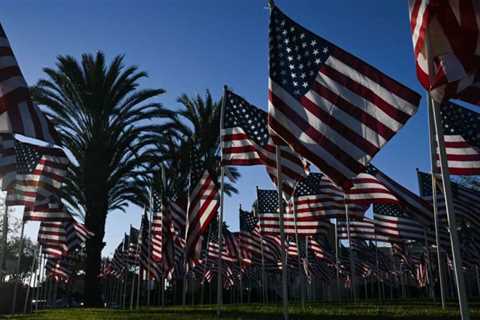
[4,301,480,319]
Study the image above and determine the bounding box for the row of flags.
[100,0,480,302]
[0,17,94,284]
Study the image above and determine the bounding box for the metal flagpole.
[23,245,38,313]
[423,230,435,301]
[255,187,267,304]
[238,205,244,304]
[34,248,44,311]
[275,147,289,320]
[428,94,470,320]
[11,220,26,314]
[217,85,227,317]
[343,201,357,303]
[305,236,310,301]
[0,197,7,284]
[147,189,153,306]
[291,196,305,310]
[160,164,166,308]
[429,94,470,320]
[425,102,447,308]
[334,219,341,301]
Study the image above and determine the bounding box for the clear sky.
[1,1,431,256]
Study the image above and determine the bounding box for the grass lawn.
[3,301,480,319]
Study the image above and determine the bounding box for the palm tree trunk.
[84,204,107,307]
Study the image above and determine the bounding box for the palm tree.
[168,90,240,195]
[32,52,173,306]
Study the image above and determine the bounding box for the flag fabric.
[418,170,480,227]
[127,226,139,265]
[239,208,263,258]
[307,236,336,265]
[346,166,400,205]
[38,221,68,257]
[46,257,72,281]
[138,212,161,279]
[289,172,367,221]
[0,133,16,190]
[373,204,427,242]
[337,218,382,241]
[207,221,238,263]
[408,0,480,104]
[222,89,308,197]
[185,153,219,259]
[256,188,332,235]
[268,5,421,189]
[368,166,433,226]
[6,139,70,221]
[437,102,480,175]
[151,191,164,262]
[38,217,92,258]
[0,24,58,143]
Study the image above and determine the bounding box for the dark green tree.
[32,52,173,306]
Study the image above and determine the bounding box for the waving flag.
[0,24,58,143]
[408,0,480,104]
[418,170,480,227]
[289,172,367,221]
[268,5,420,189]
[373,204,427,242]
[5,138,70,221]
[138,212,161,279]
[256,188,332,235]
[185,153,219,259]
[436,102,480,175]
[222,89,308,197]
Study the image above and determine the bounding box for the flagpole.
[0,196,7,284]
[238,205,244,304]
[425,101,447,308]
[343,201,357,303]
[429,94,470,320]
[334,219,341,301]
[291,196,305,310]
[217,85,227,317]
[275,147,289,320]
[255,186,267,304]
[11,219,26,314]
[147,189,153,306]
[23,245,38,313]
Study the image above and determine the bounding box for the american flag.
[337,218,381,241]
[38,218,92,258]
[418,170,480,228]
[373,204,427,242]
[368,166,433,226]
[257,188,332,235]
[239,208,262,258]
[408,0,480,104]
[38,221,68,257]
[6,139,70,221]
[346,166,400,205]
[151,191,164,262]
[267,6,420,189]
[437,102,480,175]
[0,133,16,190]
[127,226,139,265]
[289,172,367,221]
[46,257,72,281]
[222,89,308,197]
[206,220,238,263]
[111,240,127,278]
[185,150,219,259]
[138,212,161,279]
[0,24,58,143]
[307,236,336,265]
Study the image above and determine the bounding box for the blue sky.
[1,1,431,256]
